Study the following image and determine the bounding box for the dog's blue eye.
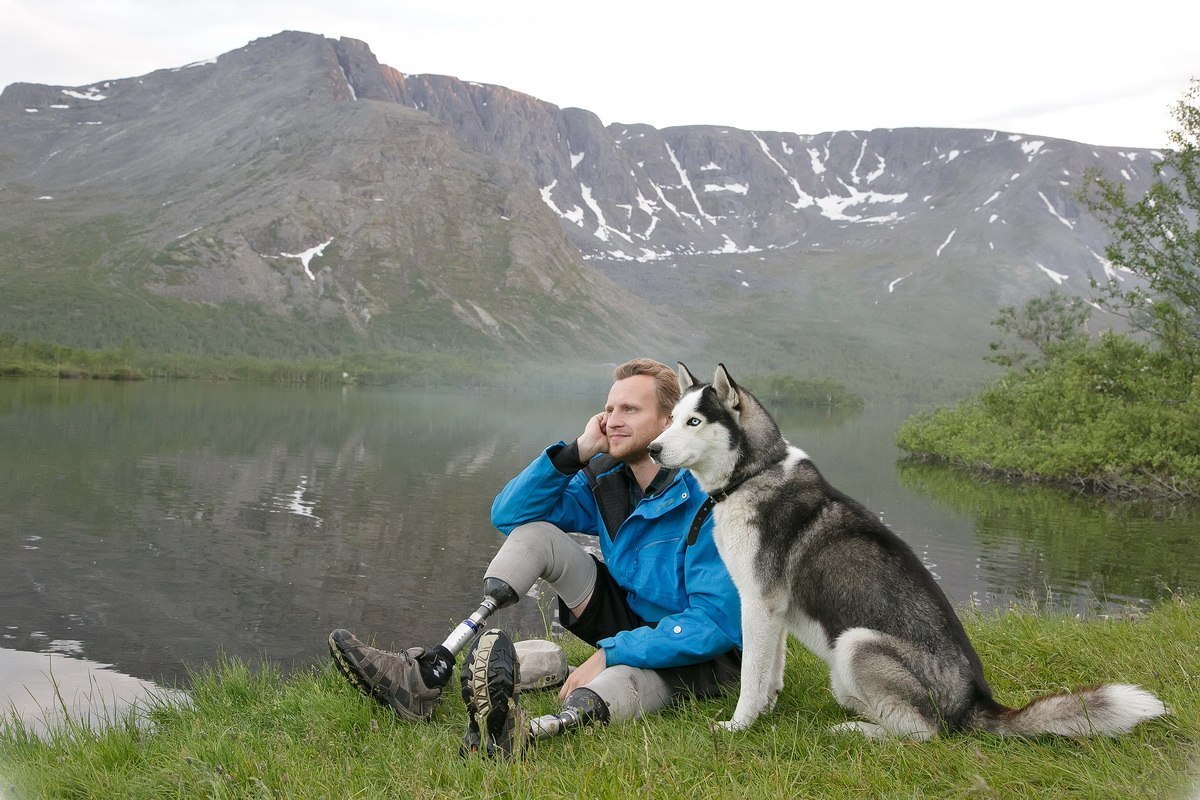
[686,417,701,427]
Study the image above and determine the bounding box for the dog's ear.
[676,362,699,392]
[713,363,741,411]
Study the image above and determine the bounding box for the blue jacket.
[491,442,742,670]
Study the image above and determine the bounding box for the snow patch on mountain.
[280,237,334,281]
[61,87,106,101]
[936,229,956,257]
[1039,191,1075,229]
[1037,263,1069,284]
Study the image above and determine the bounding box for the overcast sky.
[2,0,1196,150]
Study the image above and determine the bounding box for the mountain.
[0,31,1163,400]
[0,31,683,362]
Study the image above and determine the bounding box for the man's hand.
[576,412,609,463]
[558,648,606,702]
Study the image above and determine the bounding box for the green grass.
[0,336,868,403]
[3,598,1198,799]
[0,337,495,388]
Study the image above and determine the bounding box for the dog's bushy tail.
[970,684,1166,737]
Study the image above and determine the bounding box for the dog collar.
[686,467,771,546]
[709,467,765,502]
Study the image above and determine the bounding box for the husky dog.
[648,363,1167,739]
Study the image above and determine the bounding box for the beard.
[607,432,649,461]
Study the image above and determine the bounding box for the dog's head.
[647,362,744,489]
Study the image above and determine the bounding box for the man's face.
[602,374,671,461]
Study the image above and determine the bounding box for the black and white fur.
[648,363,1167,738]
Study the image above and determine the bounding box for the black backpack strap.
[687,497,715,547]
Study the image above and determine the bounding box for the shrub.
[896,333,1200,497]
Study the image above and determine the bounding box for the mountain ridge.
[0,31,1161,400]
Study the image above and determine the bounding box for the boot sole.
[464,629,522,757]
[328,629,376,698]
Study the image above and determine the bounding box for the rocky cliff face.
[0,31,1163,394]
[325,36,1154,281]
[0,31,684,359]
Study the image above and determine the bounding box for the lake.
[2,378,1197,720]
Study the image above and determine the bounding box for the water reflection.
[0,380,578,696]
[0,647,186,737]
[896,461,1198,609]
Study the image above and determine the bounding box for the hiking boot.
[328,629,442,722]
[461,628,524,758]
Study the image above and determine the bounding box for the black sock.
[419,645,455,688]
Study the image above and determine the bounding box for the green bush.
[896,333,1200,497]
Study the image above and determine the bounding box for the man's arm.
[597,515,742,669]
[557,648,606,701]
[491,411,611,534]
[490,442,599,536]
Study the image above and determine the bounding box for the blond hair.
[612,358,679,416]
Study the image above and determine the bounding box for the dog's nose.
[647,442,662,457]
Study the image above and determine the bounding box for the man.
[329,358,742,755]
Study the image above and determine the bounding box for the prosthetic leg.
[529,687,610,739]
[424,577,520,685]
[330,522,602,730]
[438,578,520,659]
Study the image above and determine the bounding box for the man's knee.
[505,521,569,544]
[582,665,674,722]
[499,522,592,574]
[485,522,595,609]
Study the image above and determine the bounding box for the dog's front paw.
[712,716,757,732]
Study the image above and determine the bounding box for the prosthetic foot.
[528,687,611,740]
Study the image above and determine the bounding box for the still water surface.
[1,378,1196,700]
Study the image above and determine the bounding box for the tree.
[1081,78,1200,375]
[986,290,1091,369]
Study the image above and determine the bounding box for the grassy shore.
[0,338,869,406]
[895,335,1200,500]
[3,598,1198,799]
